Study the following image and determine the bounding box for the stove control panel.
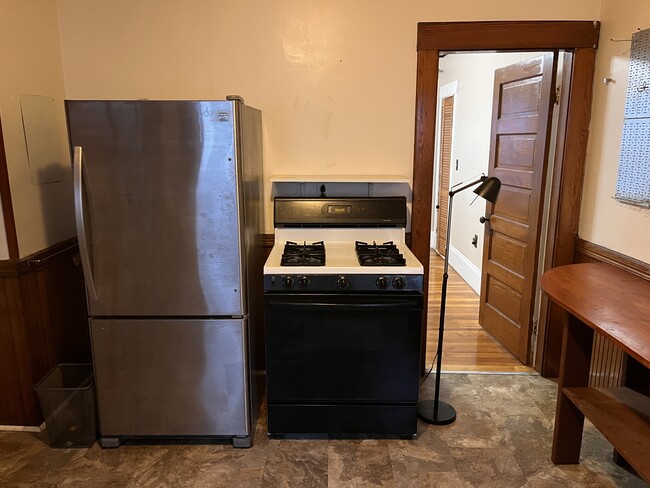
[265,274,424,293]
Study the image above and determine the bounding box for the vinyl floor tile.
[0,374,645,488]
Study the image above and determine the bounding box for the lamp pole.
[418,175,499,425]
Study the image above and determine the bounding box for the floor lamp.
[418,174,502,425]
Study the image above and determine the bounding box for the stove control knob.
[392,276,407,289]
[376,276,390,289]
[298,276,310,288]
[337,276,350,289]
[282,276,295,288]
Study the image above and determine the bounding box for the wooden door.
[436,96,454,255]
[478,54,555,363]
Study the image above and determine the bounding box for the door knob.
[479,215,490,224]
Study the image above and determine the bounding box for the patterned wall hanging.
[616,27,650,207]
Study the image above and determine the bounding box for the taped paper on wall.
[20,94,65,185]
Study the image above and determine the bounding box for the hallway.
[426,252,534,373]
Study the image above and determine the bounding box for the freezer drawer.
[91,318,249,438]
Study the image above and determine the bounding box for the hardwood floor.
[426,251,534,373]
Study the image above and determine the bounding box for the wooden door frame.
[411,21,599,375]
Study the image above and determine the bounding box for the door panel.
[485,276,522,322]
[479,54,556,362]
[490,234,526,274]
[497,135,536,166]
[493,186,531,220]
[67,101,244,317]
[489,215,528,241]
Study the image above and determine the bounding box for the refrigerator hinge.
[226,95,245,104]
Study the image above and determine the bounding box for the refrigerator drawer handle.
[73,146,98,300]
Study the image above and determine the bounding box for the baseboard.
[448,246,481,293]
[575,237,650,281]
[0,423,44,433]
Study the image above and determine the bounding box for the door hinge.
[532,318,538,335]
[554,86,561,105]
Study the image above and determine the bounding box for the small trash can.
[34,363,97,448]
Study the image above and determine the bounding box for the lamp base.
[417,400,457,425]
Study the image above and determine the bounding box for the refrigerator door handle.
[73,146,98,300]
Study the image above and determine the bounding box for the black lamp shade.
[473,176,501,204]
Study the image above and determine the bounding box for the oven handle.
[268,298,422,310]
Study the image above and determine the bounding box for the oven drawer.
[265,294,422,404]
[267,404,417,435]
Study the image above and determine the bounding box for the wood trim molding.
[260,233,274,249]
[536,48,598,375]
[548,49,597,278]
[535,51,573,374]
[411,49,439,267]
[575,237,650,281]
[0,118,19,259]
[0,238,78,277]
[417,21,600,51]
[412,21,600,374]
[411,49,439,372]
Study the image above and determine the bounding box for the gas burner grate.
[281,241,326,266]
[355,241,406,266]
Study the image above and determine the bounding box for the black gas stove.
[263,197,424,437]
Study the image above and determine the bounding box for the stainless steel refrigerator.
[66,98,264,448]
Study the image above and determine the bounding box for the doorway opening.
[411,21,599,377]
[427,51,561,373]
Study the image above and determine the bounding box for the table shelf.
[563,387,650,480]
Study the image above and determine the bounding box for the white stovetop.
[264,228,424,275]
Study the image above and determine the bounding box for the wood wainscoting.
[0,238,91,427]
[574,238,650,388]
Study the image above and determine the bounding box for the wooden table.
[540,263,650,483]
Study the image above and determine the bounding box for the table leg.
[551,315,594,464]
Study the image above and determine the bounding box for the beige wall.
[0,0,75,258]
[56,0,600,232]
[580,0,650,263]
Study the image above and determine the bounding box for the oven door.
[265,293,422,404]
